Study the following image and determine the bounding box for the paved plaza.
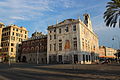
[0,63,120,80]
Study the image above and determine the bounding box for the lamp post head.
[112,38,114,40]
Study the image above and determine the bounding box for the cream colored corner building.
[0,23,5,62]
[0,23,4,49]
[99,46,117,58]
[47,14,99,64]
[1,25,28,61]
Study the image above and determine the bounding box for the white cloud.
[0,0,83,27]
[10,16,26,20]
[59,0,76,8]
[0,0,54,24]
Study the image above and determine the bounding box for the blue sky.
[0,0,120,49]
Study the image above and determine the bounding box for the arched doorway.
[22,56,26,62]
[91,52,95,62]
[17,56,21,62]
[74,54,78,64]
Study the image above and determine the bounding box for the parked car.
[101,60,109,64]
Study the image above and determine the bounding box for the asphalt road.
[0,63,120,80]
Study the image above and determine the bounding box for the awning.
[99,56,106,58]
[99,56,116,58]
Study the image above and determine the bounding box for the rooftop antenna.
[85,10,88,14]
[78,15,80,20]
[76,12,80,19]
[56,19,58,24]
[35,30,37,33]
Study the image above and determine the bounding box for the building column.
[47,53,49,64]
[78,53,81,64]
[72,53,74,64]
[62,54,64,64]
[57,55,59,63]
[89,54,91,62]
[84,54,86,64]
[81,54,83,64]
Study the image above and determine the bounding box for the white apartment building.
[47,14,99,64]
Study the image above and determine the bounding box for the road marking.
[13,67,119,80]
[0,75,10,80]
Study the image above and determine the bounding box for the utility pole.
[37,49,38,64]
[112,35,120,63]
[7,40,11,67]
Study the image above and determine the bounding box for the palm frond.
[103,0,120,28]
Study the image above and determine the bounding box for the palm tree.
[104,0,120,28]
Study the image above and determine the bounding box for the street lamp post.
[8,53,11,66]
[36,49,39,64]
[112,35,120,63]
[7,40,11,67]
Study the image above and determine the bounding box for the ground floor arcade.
[20,52,47,64]
[47,51,99,64]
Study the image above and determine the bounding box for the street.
[0,63,120,80]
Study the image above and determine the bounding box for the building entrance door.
[22,56,26,62]
[74,54,78,64]
[58,55,62,63]
[91,52,95,62]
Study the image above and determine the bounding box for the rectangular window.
[12,32,14,35]
[6,48,8,52]
[54,43,56,51]
[16,33,18,36]
[11,43,14,46]
[73,38,77,50]
[19,34,21,37]
[59,28,61,33]
[54,29,56,32]
[25,35,27,38]
[11,48,13,52]
[73,25,76,31]
[13,28,15,31]
[19,38,21,42]
[54,35,56,39]
[59,43,62,51]
[65,26,69,32]
[11,36,15,41]
[16,28,18,31]
[94,46,95,50]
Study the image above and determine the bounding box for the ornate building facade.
[20,32,47,64]
[47,14,99,64]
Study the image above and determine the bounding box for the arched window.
[35,46,39,53]
[27,48,30,53]
[31,47,34,53]
[22,48,26,53]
